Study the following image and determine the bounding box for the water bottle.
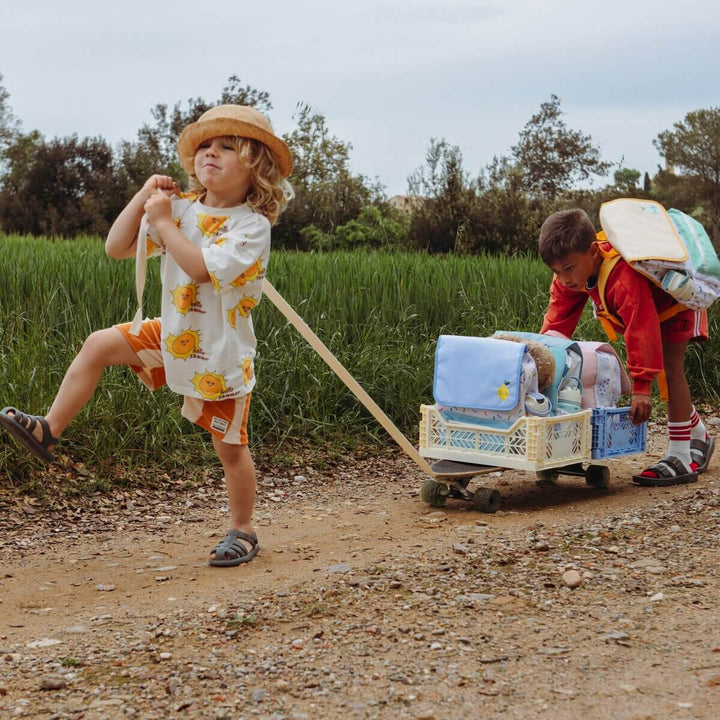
[557,377,582,414]
[661,270,696,303]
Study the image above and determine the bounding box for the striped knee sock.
[690,407,708,442]
[667,419,692,471]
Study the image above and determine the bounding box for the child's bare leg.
[12,327,142,445]
[663,341,692,422]
[635,341,696,485]
[210,436,257,560]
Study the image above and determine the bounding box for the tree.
[512,95,611,200]
[0,133,121,236]
[654,107,720,247]
[0,72,20,174]
[613,167,641,195]
[406,138,480,253]
[277,104,378,247]
[643,171,652,194]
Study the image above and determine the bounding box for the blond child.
[538,208,713,486]
[0,105,293,565]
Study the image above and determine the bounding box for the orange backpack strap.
[595,237,674,402]
[595,244,622,343]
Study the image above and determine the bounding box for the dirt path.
[1,425,720,719]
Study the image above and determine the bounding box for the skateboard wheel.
[585,465,610,489]
[471,487,501,513]
[421,478,449,507]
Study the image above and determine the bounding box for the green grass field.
[1,234,718,484]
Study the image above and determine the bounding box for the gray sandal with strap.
[0,407,58,463]
[209,529,259,567]
[690,437,715,474]
[632,455,698,487]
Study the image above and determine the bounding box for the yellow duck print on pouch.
[196,213,229,238]
[497,380,511,402]
[171,284,200,315]
[191,371,228,400]
[165,330,201,360]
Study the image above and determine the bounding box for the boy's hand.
[144,191,173,227]
[630,393,651,425]
[141,174,179,199]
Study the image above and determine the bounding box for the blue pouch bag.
[433,335,526,412]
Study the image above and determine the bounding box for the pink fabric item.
[543,330,630,408]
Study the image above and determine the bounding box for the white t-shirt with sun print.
[146,194,270,401]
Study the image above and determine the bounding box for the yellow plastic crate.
[419,404,592,471]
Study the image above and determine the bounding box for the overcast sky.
[1,0,718,196]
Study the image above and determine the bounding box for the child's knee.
[79,329,123,365]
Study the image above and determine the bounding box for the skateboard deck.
[430,459,499,479]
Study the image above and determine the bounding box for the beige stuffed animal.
[494,333,555,391]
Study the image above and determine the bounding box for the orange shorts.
[116,319,251,445]
[660,308,709,344]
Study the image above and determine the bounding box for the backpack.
[596,199,720,340]
[543,331,630,408]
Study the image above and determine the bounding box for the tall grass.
[1,234,718,480]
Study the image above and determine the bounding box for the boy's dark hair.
[538,209,596,265]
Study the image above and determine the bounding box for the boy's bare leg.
[662,341,692,422]
[211,436,257,556]
[10,327,142,446]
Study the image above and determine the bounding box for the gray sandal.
[632,455,698,487]
[209,529,259,567]
[0,407,58,463]
[690,437,715,474]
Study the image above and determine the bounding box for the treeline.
[1,73,719,253]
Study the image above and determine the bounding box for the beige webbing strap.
[129,213,150,336]
[263,280,434,476]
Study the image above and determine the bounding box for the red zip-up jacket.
[540,245,678,396]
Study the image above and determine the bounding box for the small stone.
[26,638,62,649]
[324,563,352,575]
[562,570,582,588]
[64,625,89,634]
[294,475,307,483]
[252,689,265,703]
[96,583,115,592]
[429,642,443,651]
[650,592,664,602]
[39,675,66,691]
[158,652,173,661]
[453,543,469,555]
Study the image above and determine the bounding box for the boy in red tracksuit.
[538,208,713,486]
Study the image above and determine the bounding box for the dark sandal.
[0,407,58,463]
[690,437,715,474]
[632,455,698,487]
[209,529,259,567]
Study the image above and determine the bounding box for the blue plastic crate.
[591,407,647,459]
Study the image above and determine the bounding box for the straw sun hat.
[177,104,293,178]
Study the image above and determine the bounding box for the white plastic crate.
[419,404,592,471]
